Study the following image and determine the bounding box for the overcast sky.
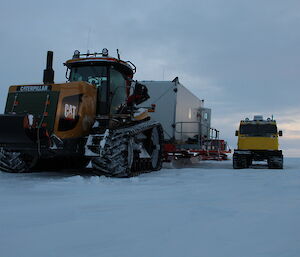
[0,0,299,156]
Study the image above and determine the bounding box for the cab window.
[240,124,277,136]
[70,65,107,87]
[69,65,109,115]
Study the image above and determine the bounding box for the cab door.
[109,67,127,114]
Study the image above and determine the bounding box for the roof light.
[254,115,263,121]
[102,48,109,56]
[73,50,80,59]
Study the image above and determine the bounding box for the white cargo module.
[139,77,211,143]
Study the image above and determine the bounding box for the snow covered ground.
[0,158,300,257]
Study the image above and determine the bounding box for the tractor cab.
[65,49,135,115]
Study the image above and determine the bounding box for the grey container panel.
[175,83,204,141]
[140,81,177,140]
[140,80,209,142]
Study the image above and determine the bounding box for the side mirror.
[279,130,283,136]
[127,82,150,106]
[235,130,238,136]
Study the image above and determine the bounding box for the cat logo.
[58,94,82,131]
[64,104,77,120]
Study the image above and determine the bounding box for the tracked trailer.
[140,78,230,162]
[0,49,164,177]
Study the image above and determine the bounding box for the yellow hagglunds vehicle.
[233,115,283,169]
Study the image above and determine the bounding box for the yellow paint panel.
[238,136,279,150]
[53,82,97,139]
[8,82,97,139]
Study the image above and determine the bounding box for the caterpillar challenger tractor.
[0,49,164,177]
[233,115,283,169]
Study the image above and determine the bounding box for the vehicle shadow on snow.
[0,159,285,181]
[163,159,233,170]
[162,159,284,171]
[0,168,96,181]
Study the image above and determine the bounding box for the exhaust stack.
[43,51,54,84]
